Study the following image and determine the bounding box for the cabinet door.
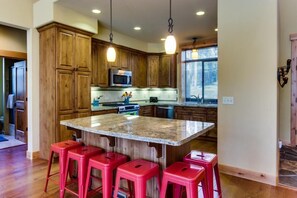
[132,53,147,87]
[56,70,75,114]
[75,33,91,71]
[57,29,75,70]
[159,54,177,88]
[58,114,76,141]
[97,44,109,87]
[139,106,155,117]
[147,55,159,87]
[75,71,91,112]
[91,42,98,85]
[119,49,131,70]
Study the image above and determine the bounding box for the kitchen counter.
[60,114,214,146]
[61,114,214,197]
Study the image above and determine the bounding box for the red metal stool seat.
[44,140,82,193]
[113,159,160,198]
[184,151,222,198]
[84,152,128,198]
[160,161,208,198]
[61,145,104,198]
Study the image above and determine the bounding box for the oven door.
[118,110,139,115]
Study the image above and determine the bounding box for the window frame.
[182,46,218,104]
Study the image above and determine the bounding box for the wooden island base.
[80,131,194,198]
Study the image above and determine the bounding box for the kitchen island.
[60,114,214,197]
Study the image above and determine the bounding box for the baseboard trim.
[26,150,40,160]
[219,164,277,186]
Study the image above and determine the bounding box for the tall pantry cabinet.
[38,23,92,159]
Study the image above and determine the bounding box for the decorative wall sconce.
[277,59,291,88]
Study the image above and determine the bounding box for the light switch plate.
[222,96,234,104]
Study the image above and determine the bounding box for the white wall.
[0,25,27,53]
[278,0,297,144]
[0,0,40,157]
[218,0,278,184]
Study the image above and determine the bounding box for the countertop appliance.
[103,103,139,115]
[156,105,174,119]
[149,97,158,103]
[109,69,132,87]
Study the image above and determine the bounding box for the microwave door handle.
[128,76,131,85]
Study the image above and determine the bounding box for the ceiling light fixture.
[92,9,101,14]
[107,0,116,62]
[165,0,176,54]
[134,26,141,30]
[191,37,198,59]
[196,11,205,16]
[215,28,218,32]
[161,38,166,41]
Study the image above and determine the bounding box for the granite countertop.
[91,102,217,111]
[60,114,214,146]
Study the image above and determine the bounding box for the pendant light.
[107,0,116,62]
[191,38,198,59]
[165,0,176,54]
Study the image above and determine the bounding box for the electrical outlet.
[222,96,234,104]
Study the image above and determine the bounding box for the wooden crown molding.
[179,37,218,50]
[0,50,27,60]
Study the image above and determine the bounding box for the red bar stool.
[84,152,128,198]
[113,159,160,198]
[61,145,104,198]
[184,151,222,198]
[44,140,82,192]
[160,161,208,198]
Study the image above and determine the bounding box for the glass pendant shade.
[165,34,176,54]
[192,49,198,59]
[107,46,116,62]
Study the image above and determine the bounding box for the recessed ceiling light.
[161,38,166,41]
[134,26,141,31]
[196,11,205,16]
[215,28,218,32]
[92,9,101,14]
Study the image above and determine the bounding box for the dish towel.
[6,94,15,109]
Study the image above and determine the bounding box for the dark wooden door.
[14,61,27,143]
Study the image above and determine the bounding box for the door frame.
[291,33,297,146]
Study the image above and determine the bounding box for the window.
[182,46,218,103]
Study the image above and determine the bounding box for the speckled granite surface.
[60,114,214,146]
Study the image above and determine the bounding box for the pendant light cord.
[109,0,113,43]
[168,0,173,34]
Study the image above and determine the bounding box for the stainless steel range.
[102,103,140,115]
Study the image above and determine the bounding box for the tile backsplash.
[91,87,178,103]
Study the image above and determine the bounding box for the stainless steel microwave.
[109,69,132,87]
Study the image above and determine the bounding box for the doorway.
[0,58,27,149]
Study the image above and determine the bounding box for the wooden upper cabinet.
[159,54,177,88]
[147,55,159,87]
[75,71,91,112]
[119,49,131,70]
[75,33,91,71]
[131,53,147,87]
[57,29,75,70]
[92,42,109,87]
[57,28,91,71]
[56,69,75,114]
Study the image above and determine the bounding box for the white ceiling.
[57,0,217,45]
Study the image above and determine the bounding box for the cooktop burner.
[102,103,139,107]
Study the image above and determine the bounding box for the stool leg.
[188,182,198,198]
[135,178,146,198]
[84,165,92,198]
[160,178,168,198]
[61,157,70,198]
[214,164,222,197]
[113,174,121,198]
[206,166,214,198]
[44,150,54,192]
[78,158,87,198]
[102,167,113,198]
[201,177,209,198]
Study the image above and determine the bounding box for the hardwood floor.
[0,142,297,198]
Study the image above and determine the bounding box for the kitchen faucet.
[191,94,203,104]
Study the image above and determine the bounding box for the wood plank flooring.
[0,141,297,197]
